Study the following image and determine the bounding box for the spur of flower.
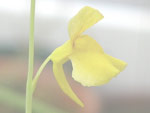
[48,6,126,107]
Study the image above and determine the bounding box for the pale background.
[0,0,150,113]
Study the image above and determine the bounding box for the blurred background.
[0,0,150,113]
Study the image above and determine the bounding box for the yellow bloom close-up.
[50,6,127,107]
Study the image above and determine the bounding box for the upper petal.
[69,35,126,86]
[68,6,104,41]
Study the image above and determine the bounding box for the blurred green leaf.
[0,86,68,113]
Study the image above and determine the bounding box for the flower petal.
[104,54,127,71]
[68,6,104,41]
[50,40,72,64]
[53,63,84,107]
[51,40,84,107]
[69,35,126,86]
[70,53,120,86]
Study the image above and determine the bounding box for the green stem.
[26,0,35,113]
[32,55,51,93]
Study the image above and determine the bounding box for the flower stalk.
[32,55,51,93]
[25,0,36,113]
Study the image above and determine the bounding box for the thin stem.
[26,0,35,113]
[32,55,51,93]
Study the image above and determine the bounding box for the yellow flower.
[50,6,127,107]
